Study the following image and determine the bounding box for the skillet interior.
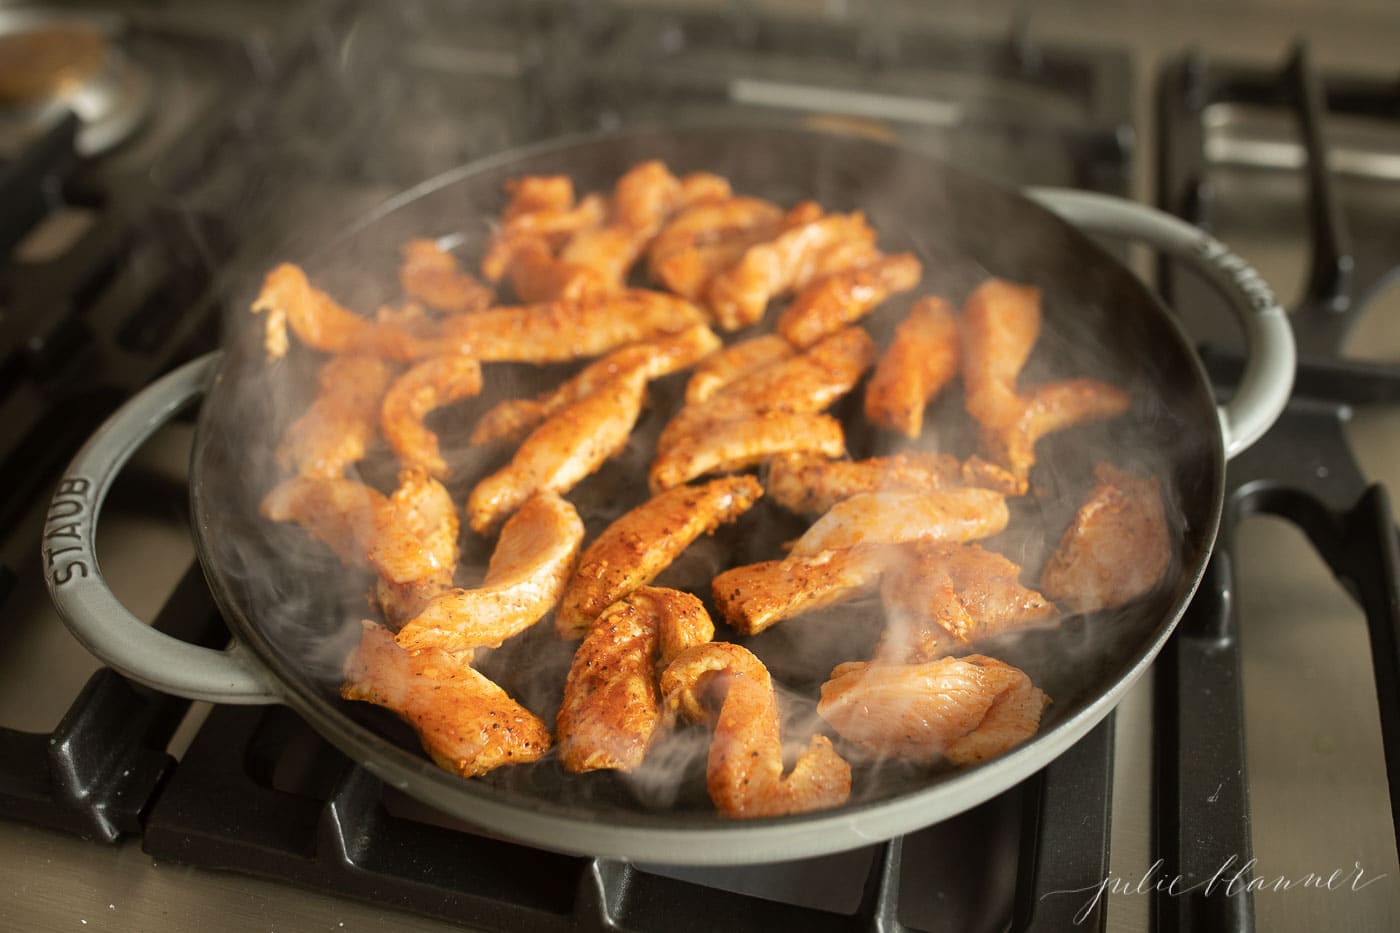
[191,125,1224,859]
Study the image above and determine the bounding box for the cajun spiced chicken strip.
[875,542,1058,663]
[251,263,443,361]
[817,655,1049,765]
[376,468,461,628]
[557,587,715,773]
[706,206,878,330]
[684,334,795,405]
[777,253,923,348]
[380,352,483,478]
[648,196,786,300]
[661,642,852,818]
[864,296,961,438]
[649,411,846,493]
[399,239,494,314]
[789,487,1009,557]
[556,475,763,637]
[395,490,585,654]
[467,369,647,534]
[441,289,706,364]
[343,621,551,778]
[470,324,721,447]
[712,545,891,635]
[275,355,394,479]
[1040,462,1171,614]
[766,451,1018,516]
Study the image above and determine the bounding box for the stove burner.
[0,13,151,157]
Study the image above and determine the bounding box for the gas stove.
[2,2,1398,931]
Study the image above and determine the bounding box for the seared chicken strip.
[684,334,795,405]
[817,655,1049,765]
[706,206,878,330]
[467,369,647,533]
[275,355,394,478]
[395,490,584,654]
[649,196,786,300]
[649,411,845,493]
[251,263,442,361]
[659,327,874,453]
[470,324,720,447]
[960,279,1130,491]
[380,353,483,478]
[342,621,551,777]
[481,193,609,282]
[399,239,494,314]
[876,543,1057,663]
[503,237,610,304]
[260,476,440,586]
[377,468,461,628]
[661,642,851,818]
[766,452,1019,515]
[777,253,923,348]
[790,487,1009,557]
[1040,463,1171,613]
[557,587,715,773]
[864,296,960,438]
[712,545,891,635]
[557,475,763,637]
[442,290,706,364]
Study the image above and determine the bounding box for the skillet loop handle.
[1025,188,1295,459]
[43,352,280,704]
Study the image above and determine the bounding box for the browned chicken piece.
[649,411,846,493]
[1040,463,1171,614]
[557,587,715,773]
[980,379,1133,493]
[502,175,575,218]
[470,324,721,447]
[660,642,852,818]
[790,488,1009,557]
[864,296,961,438]
[481,194,609,282]
[376,469,461,628]
[706,206,878,330]
[342,621,551,777]
[556,475,764,637]
[766,451,1015,515]
[395,490,584,654]
[275,355,394,479]
[399,239,494,314]
[875,543,1058,663]
[684,334,795,405]
[467,370,647,534]
[250,264,443,361]
[658,327,874,453]
[260,476,440,586]
[817,655,1049,765]
[711,545,891,635]
[441,289,706,364]
[960,279,1130,492]
[379,353,483,478]
[777,253,924,348]
[648,196,786,300]
[504,237,610,304]
[677,172,734,208]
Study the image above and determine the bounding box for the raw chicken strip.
[817,655,1049,765]
[275,355,394,479]
[557,475,763,637]
[711,545,891,635]
[557,587,715,773]
[661,642,851,818]
[395,490,584,654]
[1040,463,1171,613]
[649,411,845,493]
[777,253,923,348]
[342,621,551,777]
[467,370,647,533]
[864,296,960,438]
[380,353,483,478]
[789,488,1009,557]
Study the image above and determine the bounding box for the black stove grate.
[1156,41,1400,933]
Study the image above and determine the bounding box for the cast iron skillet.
[45,126,1293,864]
